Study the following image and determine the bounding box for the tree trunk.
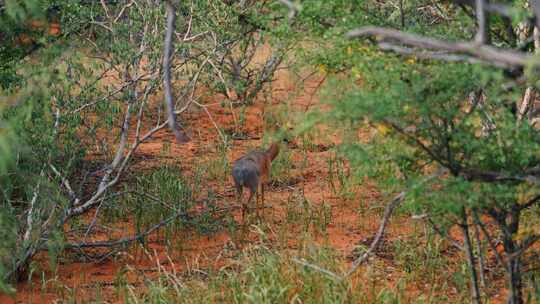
[494,206,523,304]
[163,0,188,143]
[502,220,523,304]
[507,256,523,304]
[460,208,482,304]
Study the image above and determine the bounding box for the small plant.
[121,246,362,303]
[326,152,355,199]
[206,138,231,183]
[269,145,293,186]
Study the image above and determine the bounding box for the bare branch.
[22,170,44,246]
[425,217,465,251]
[378,42,495,66]
[508,234,540,260]
[49,164,80,206]
[289,169,446,281]
[65,205,238,249]
[473,211,506,268]
[292,258,342,281]
[460,168,540,184]
[277,0,301,21]
[347,27,531,67]
[70,73,153,114]
[193,100,227,144]
[67,120,169,217]
[518,193,540,210]
[343,168,446,278]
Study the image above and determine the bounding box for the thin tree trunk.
[502,225,523,304]
[507,256,523,304]
[163,0,188,143]
[399,0,405,29]
[475,0,488,44]
[460,208,482,304]
[473,223,487,289]
[517,5,538,124]
[491,207,524,304]
[518,87,534,122]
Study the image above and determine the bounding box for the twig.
[70,72,154,114]
[193,100,227,144]
[399,0,405,29]
[22,170,44,245]
[473,211,506,268]
[517,193,540,211]
[49,164,80,206]
[291,258,342,281]
[508,234,540,260]
[518,87,534,122]
[425,216,464,251]
[83,197,106,240]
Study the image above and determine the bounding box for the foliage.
[287,0,540,303]
[4,0,540,302]
[0,0,291,293]
[122,246,360,304]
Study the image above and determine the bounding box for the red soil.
[3,65,509,303]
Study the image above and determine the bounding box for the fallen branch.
[65,205,238,249]
[293,169,445,280]
[291,257,342,281]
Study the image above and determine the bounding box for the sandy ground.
[2,60,509,303]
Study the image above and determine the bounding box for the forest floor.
[2,59,509,303]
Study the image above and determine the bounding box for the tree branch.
[378,42,496,66]
[65,205,238,249]
[473,211,506,268]
[347,26,531,67]
[343,168,446,278]
[425,216,465,251]
[460,168,540,184]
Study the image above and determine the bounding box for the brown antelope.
[232,140,283,221]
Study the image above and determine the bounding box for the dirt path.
[4,65,508,303]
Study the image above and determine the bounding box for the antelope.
[232,141,282,221]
